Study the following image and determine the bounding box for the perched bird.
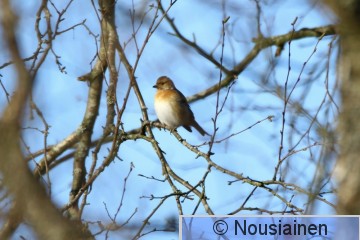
[153,76,208,136]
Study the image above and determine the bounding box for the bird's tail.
[192,121,209,136]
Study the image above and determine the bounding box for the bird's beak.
[153,85,157,88]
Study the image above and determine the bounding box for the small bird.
[153,76,208,136]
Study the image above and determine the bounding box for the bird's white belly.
[154,100,181,128]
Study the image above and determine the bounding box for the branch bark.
[0,0,92,238]
[325,0,360,214]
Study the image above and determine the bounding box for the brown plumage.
[153,76,208,136]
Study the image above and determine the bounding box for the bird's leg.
[169,128,178,135]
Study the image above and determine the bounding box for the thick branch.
[0,0,91,238]
[325,0,360,214]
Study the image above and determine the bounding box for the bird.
[153,76,209,136]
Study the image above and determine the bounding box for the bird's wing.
[175,89,191,109]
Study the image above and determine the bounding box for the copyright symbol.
[213,220,228,235]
